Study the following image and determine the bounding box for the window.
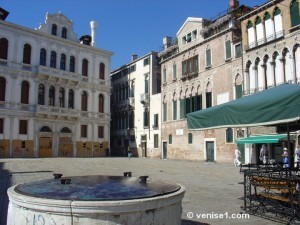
[68,89,74,108]
[225,40,232,60]
[59,88,65,107]
[188,133,193,144]
[163,67,166,83]
[0,77,6,101]
[173,100,177,120]
[154,134,159,148]
[143,108,149,127]
[235,85,243,99]
[274,8,283,37]
[235,44,242,58]
[60,54,66,70]
[49,86,55,106]
[182,55,198,76]
[206,49,211,67]
[23,44,31,64]
[98,126,104,138]
[38,84,45,105]
[163,102,167,122]
[226,128,234,143]
[62,27,67,39]
[40,48,47,66]
[99,94,104,113]
[130,64,136,72]
[99,63,105,80]
[180,99,186,119]
[173,64,177,80]
[0,118,3,133]
[0,38,8,60]
[81,125,87,138]
[19,120,27,134]
[50,51,57,68]
[70,56,75,72]
[169,134,172,144]
[21,81,29,104]
[153,114,159,128]
[81,91,88,111]
[290,0,300,27]
[82,59,88,76]
[206,92,212,108]
[143,57,149,66]
[51,24,57,35]
[247,21,255,48]
[144,79,149,94]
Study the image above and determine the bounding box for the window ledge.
[205,65,212,69]
[225,58,232,62]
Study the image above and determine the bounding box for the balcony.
[140,93,150,105]
[36,105,80,117]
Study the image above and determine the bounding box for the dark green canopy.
[187,84,300,130]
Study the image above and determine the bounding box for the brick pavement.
[0,158,283,225]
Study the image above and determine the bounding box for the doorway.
[162,141,167,159]
[141,142,147,157]
[206,141,215,162]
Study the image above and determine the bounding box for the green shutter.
[291,0,300,27]
[226,128,233,143]
[173,100,177,120]
[188,133,193,144]
[225,41,231,59]
[169,134,172,144]
[236,85,243,99]
[206,49,211,66]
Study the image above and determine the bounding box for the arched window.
[68,89,74,108]
[70,56,75,72]
[40,126,52,132]
[39,48,47,66]
[81,91,88,111]
[62,27,67,39]
[21,81,29,104]
[247,21,255,48]
[99,94,104,113]
[264,13,274,42]
[274,8,283,37]
[60,53,66,70]
[291,0,300,27]
[38,84,45,105]
[82,59,88,76]
[59,87,65,107]
[99,63,105,79]
[0,77,6,101]
[51,24,57,35]
[255,17,263,45]
[61,127,71,133]
[23,44,31,64]
[0,38,8,60]
[50,51,57,68]
[49,86,55,106]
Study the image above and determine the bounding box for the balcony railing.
[140,93,150,104]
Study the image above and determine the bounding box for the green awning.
[187,84,300,130]
[236,134,287,144]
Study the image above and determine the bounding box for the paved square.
[0,158,281,225]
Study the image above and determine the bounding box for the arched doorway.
[39,126,53,157]
[58,127,73,157]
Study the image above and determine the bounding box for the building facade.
[0,10,112,158]
[159,2,252,162]
[110,53,161,158]
[239,0,300,164]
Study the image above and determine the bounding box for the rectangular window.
[145,79,149,94]
[206,49,211,67]
[235,44,242,58]
[163,68,166,83]
[143,110,149,127]
[0,118,3,133]
[143,57,149,66]
[81,125,87,138]
[206,92,212,108]
[163,103,167,122]
[235,85,243,99]
[225,40,232,60]
[154,134,159,148]
[98,126,104,138]
[182,61,187,75]
[173,64,177,80]
[196,95,202,111]
[19,120,27,134]
[180,99,186,119]
[173,100,177,120]
[153,114,159,128]
[226,128,234,143]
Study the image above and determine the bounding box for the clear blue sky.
[1,0,267,70]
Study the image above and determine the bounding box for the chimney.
[163,36,172,50]
[90,21,98,47]
[132,54,138,61]
[230,0,239,10]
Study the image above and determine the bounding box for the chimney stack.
[163,36,172,50]
[230,0,239,10]
[90,21,98,47]
[132,54,138,61]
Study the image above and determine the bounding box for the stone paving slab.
[0,158,284,225]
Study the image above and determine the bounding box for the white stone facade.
[110,52,162,158]
[0,11,112,158]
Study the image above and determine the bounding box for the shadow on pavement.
[181,219,210,225]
